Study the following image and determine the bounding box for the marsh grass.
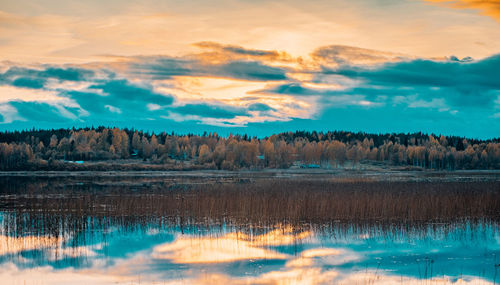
[1,179,499,228]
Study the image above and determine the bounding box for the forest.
[0,127,498,170]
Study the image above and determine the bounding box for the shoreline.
[0,168,498,182]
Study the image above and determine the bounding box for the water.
[0,214,498,285]
[0,174,499,284]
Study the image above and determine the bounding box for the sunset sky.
[1,0,499,138]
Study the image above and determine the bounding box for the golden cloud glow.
[192,42,293,65]
[426,0,500,22]
[154,76,315,125]
[157,77,271,101]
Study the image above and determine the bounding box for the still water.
[0,214,498,285]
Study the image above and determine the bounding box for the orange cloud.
[426,0,500,22]
[193,42,292,65]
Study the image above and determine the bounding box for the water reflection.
[0,214,498,285]
[152,228,306,263]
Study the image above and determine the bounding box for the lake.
[0,171,499,284]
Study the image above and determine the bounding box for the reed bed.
[2,179,499,225]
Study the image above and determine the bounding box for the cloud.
[104,105,122,114]
[0,42,498,138]
[0,66,255,125]
[426,0,500,22]
[191,42,294,68]
[43,67,95,81]
[194,41,281,58]
[91,79,174,106]
[131,56,288,81]
[249,52,500,138]
[0,66,95,89]
[262,83,319,96]
[312,45,411,66]
[248,103,275,112]
[60,79,175,119]
[11,77,45,89]
[129,57,195,79]
[8,101,79,122]
[217,61,287,81]
[319,54,500,109]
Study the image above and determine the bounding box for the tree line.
[0,127,498,170]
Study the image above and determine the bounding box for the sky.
[0,0,499,138]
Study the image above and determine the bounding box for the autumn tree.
[198,144,212,164]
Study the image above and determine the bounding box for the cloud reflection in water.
[0,222,498,285]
